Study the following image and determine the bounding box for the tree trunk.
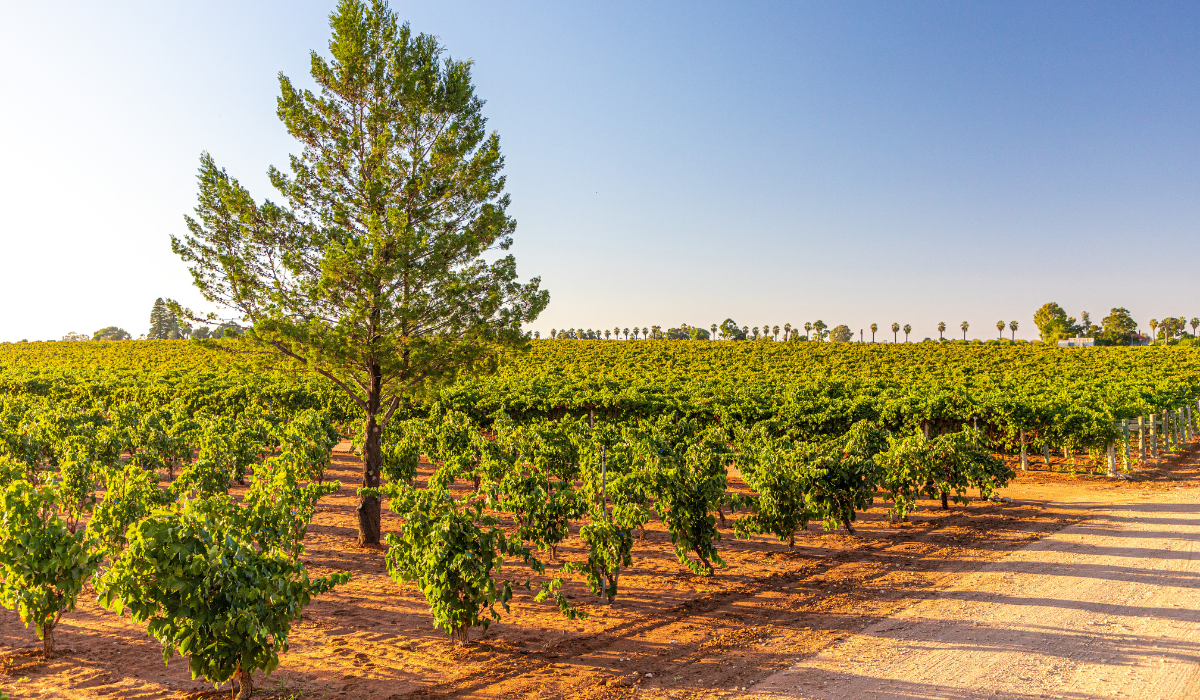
[357,413,382,546]
[40,622,54,657]
[232,665,253,700]
[940,491,949,509]
[452,624,471,646]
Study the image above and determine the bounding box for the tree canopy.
[92,327,132,341]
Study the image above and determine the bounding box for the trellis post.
[1019,429,1028,472]
[1138,415,1145,461]
[1150,414,1158,459]
[1107,443,1117,477]
[1122,419,1130,468]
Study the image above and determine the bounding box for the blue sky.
[1,1,1197,341]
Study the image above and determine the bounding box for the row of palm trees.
[544,316,1032,343]
[544,320,1023,342]
[866,320,1020,342]
[546,327,660,340]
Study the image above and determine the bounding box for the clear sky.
[2,1,1197,342]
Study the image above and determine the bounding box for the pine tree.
[147,299,179,339]
[172,2,546,545]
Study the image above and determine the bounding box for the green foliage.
[0,477,102,655]
[98,495,347,693]
[719,318,747,341]
[271,409,338,484]
[148,298,180,340]
[488,417,586,557]
[92,326,132,341]
[87,462,168,555]
[731,428,815,546]
[566,423,652,602]
[196,414,263,485]
[808,422,887,533]
[875,427,1012,521]
[635,419,727,575]
[243,453,340,558]
[1099,307,1138,345]
[56,437,102,533]
[171,457,232,499]
[1034,302,1077,343]
[830,325,853,343]
[380,484,575,644]
[732,420,884,542]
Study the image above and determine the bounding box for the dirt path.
[747,487,1200,700]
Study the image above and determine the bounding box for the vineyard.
[0,339,1198,697]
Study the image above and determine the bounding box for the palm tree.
[937,322,945,340]
[742,326,749,338]
[623,327,630,340]
[804,322,812,340]
[1149,318,1159,345]
[903,324,911,342]
[783,323,791,341]
[551,329,557,339]
[711,323,719,340]
[1009,320,1018,340]
[614,326,620,339]
[997,320,1005,339]
[751,326,759,340]
[813,320,827,341]
[891,322,900,343]
[1191,318,1199,338]
[534,331,540,339]
[772,325,780,341]
[605,329,611,340]
[960,321,969,340]
[870,323,878,342]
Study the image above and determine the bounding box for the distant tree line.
[55,298,247,343]
[539,304,1190,347]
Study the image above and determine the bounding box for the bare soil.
[3,443,1197,700]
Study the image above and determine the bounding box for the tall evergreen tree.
[171,0,547,545]
[147,298,179,339]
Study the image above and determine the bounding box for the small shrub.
[0,477,102,655]
[99,495,347,699]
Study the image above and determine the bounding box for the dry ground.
[2,441,1197,700]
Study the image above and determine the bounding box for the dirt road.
[748,487,1200,700]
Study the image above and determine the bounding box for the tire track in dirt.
[746,488,1200,700]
